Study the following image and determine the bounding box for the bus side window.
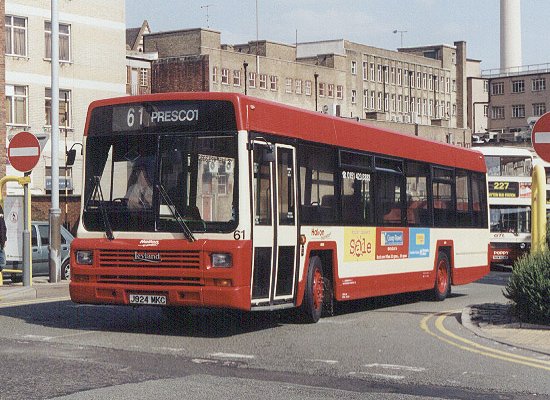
[299,145,337,224]
[406,161,430,227]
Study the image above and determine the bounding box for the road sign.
[8,131,41,173]
[531,112,550,163]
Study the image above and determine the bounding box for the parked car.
[4,222,74,281]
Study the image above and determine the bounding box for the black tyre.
[62,259,71,280]
[433,252,451,301]
[301,256,324,323]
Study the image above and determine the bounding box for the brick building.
[483,64,550,142]
[144,28,474,146]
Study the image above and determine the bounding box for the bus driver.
[125,162,153,210]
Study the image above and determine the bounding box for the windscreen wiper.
[85,176,114,241]
[157,184,196,242]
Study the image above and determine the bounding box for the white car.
[4,222,74,281]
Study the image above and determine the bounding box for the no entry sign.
[532,112,550,163]
[8,131,41,173]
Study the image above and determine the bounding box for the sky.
[125,0,550,71]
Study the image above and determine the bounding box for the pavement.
[0,279,549,356]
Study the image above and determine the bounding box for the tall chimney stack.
[500,0,522,71]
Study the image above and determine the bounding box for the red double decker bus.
[69,92,489,322]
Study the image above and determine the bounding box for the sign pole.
[22,172,31,286]
[49,0,61,283]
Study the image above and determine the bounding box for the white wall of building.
[5,0,126,195]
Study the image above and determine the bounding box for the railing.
[482,63,550,78]
[126,84,151,96]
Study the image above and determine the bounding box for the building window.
[370,63,375,81]
[511,79,525,93]
[390,67,395,84]
[532,78,546,92]
[295,79,302,94]
[269,75,278,91]
[351,61,357,75]
[377,92,382,110]
[285,78,292,93]
[377,65,383,82]
[363,90,368,109]
[336,85,343,99]
[305,80,312,96]
[248,72,256,88]
[319,82,325,97]
[511,104,525,118]
[404,96,409,113]
[351,90,357,104]
[385,93,389,111]
[362,62,368,80]
[491,106,505,119]
[403,69,409,86]
[533,103,547,116]
[259,74,267,89]
[5,16,27,56]
[45,21,71,62]
[398,95,403,112]
[139,68,148,87]
[328,84,334,98]
[446,77,450,92]
[6,85,28,125]
[484,105,488,117]
[384,66,389,83]
[212,66,218,83]
[233,70,241,86]
[491,81,504,95]
[416,72,421,88]
[428,74,433,90]
[45,88,71,127]
[483,80,489,92]
[221,68,229,85]
[370,91,375,109]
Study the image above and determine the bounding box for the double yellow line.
[421,311,550,372]
[0,296,70,308]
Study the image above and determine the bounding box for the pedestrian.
[0,204,6,272]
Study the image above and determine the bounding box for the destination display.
[488,181,520,198]
[87,100,237,135]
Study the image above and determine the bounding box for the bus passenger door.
[251,142,298,306]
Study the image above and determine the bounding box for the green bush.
[504,251,550,325]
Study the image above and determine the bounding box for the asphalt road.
[0,271,548,399]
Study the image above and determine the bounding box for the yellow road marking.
[0,296,70,308]
[420,311,550,372]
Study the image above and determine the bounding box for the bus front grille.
[98,249,201,269]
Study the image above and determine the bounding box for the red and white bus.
[69,92,489,322]
[476,146,534,267]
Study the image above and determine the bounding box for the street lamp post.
[382,65,387,114]
[243,61,248,95]
[393,30,407,48]
[314,72,319,111]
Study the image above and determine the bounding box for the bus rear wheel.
[433,252,451,301]
[301,256,324,323]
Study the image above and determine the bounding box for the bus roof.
[85,92,486,173]
[475,146,534,158]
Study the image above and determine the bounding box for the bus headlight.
[520,242,527,250]
[211,253,232,268]
[76,250,93,265]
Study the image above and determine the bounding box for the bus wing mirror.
[66,149,77,166]
[263,146,275,163]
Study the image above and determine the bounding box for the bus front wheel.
[301,256,324,323]
[433,252,451,301]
